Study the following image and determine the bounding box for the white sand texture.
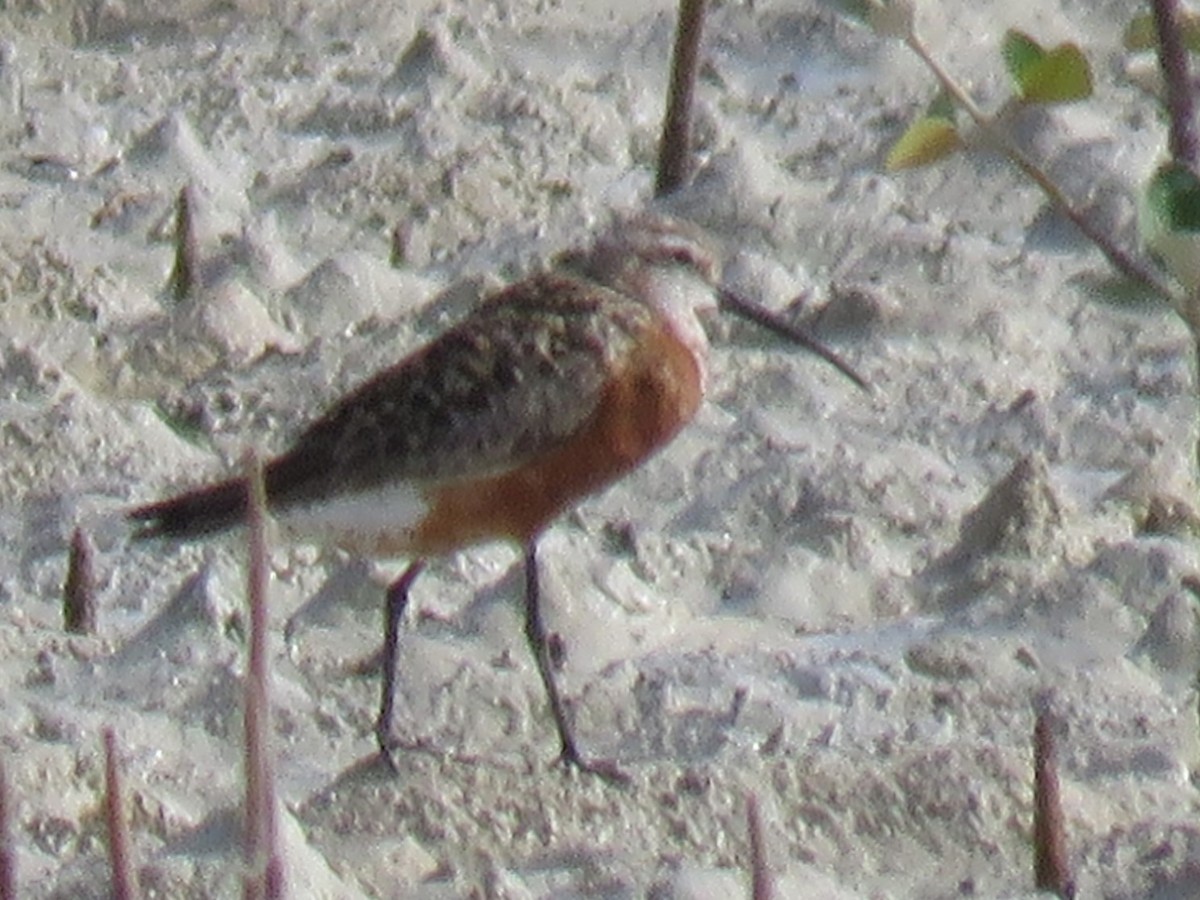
[1,0,1198,897]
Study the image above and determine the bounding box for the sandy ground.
[1,0,1198,897]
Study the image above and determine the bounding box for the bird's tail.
[128,476,250,540]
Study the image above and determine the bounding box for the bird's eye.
[658,243,706,271]
[657,242,714,281]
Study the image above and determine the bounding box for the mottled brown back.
[262,272,655,508]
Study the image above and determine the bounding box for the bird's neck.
[622,266,715,392]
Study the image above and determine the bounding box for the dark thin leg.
[521,543,628,783]
[376,560,426,765]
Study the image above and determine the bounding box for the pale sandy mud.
[0,1,1197,897]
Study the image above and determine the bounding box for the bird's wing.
[264,272,654,508]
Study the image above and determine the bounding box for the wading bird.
[129,213,865,780]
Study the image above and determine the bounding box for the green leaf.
[1071,271,1173,310]
[885,117,962,171]
[820,0,874,25]
[819,0,913,38]
[1003,30,1045,85]
[1146,162,1200,232]
[1124,12,1200,52]
[1124,13,1156,49]
[1003,29,1093,103]
[927,90,957,122]
[1025,44,1093,102]
[1141,162,1200,293]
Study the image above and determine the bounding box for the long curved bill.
[717,287,870,392]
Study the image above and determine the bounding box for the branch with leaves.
[827,0,1174,302]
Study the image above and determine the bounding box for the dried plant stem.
[902,31,1173,301]
[242,450,285,900]
[1152,0,1200,169]
[746,793,773,900]
[168,184,200,303]
[0,759,14,900]
[1148,0,1200,470]
[1033,712,1074,899]
[103,728,141,900]
[655,0,707,198]
[652,0,873,388]
[63,526,98,635]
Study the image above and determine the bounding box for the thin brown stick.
[167,184,199,303]
[63,526,97,635]
[103,727,140,900]
[655,0,707,198]
[1033,712,1075,899]
[1150,0,1200,468]
[242,450,284,900]
[1151,0,1200,169]
[0,759,14,900]
[1145,1,1200,466]
[746,792,772,900]
[901,31,1174,302]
